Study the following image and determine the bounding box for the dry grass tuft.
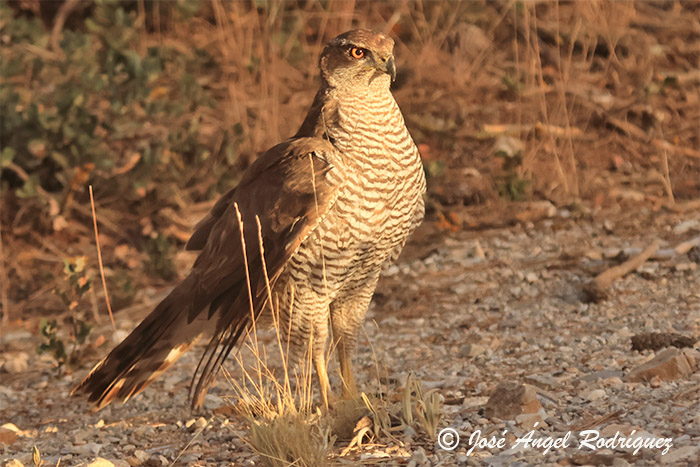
[222,326,339,466]
[247,414,333,467]
[223,329,335,466]
[240,401,333,467]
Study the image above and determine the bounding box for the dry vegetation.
[1,1,699,466]
[2,0,698,324]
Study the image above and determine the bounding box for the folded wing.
[72,137,342,409]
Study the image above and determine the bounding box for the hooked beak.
[378,55,396,82]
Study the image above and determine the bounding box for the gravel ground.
[1,205,699,466]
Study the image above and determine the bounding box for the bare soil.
[2,203,699,466]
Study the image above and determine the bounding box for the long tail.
[71,275,225,410]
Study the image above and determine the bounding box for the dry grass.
[229,358,333,467]
[5,0,698,319]
[225,342,443,464]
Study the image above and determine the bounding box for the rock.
[420,380,443,390]
[0,329,32,346]
[523,373,559,389]
[383,264,399,276]
[569,453,625,466]
[631,332,697,352]
[612,458,631,467]
[73,428,92,444]
[86,459,115,467]
[515,201,557,223]
[0,427,17,445]
[1,423,21,433]
[673,262,697,272]
[525,272,538,283]
[637,263,658,279]
[603,377,625,389]
[515,412,546,429]
[152,455,169,466]
[650,375,662,388]
[473,241,486,260]
[108,461,130,467]
[673,219,700,235]
[73,443,104,456]
[625,348,697,383]
[484,382,543,420]
[406,447,428,467]
[600,424,638,437]
[133,450,149,463]
[112,329,130,344]
[581,388,606,401]
[194,416,208,430]
[609,187,645,202]
[689,246,700,263]
[577,370,624,383]
[463,343,486,358]
[662,445,698,464]
[3,353,29,374]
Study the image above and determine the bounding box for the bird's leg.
[337,341,358,399]
[330,286,378,401]
[311,319,333,409]
[314,351,332,410]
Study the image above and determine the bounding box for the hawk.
[73,29,426,409]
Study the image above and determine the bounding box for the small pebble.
[581,388,606,401]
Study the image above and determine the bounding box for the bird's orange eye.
[350,47,365,59]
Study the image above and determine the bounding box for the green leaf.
[50,151,70,170]
[0,147,15,167]
[17,175,40,198]
[38,318,50,336]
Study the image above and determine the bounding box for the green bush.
[0,0,235,211]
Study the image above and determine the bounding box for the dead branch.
[583,241,660,303]
[49,0,84,53]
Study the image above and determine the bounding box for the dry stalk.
[552,0,579,197]
[0,208,8,329]
[524,3,570,196]
[655,124,675,204]
[89,185,116,331]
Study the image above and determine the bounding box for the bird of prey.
[73,29,426,410]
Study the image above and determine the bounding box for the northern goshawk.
[74,29,426,409]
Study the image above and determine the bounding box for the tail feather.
[72,277,218,410]
[189,292,252,408]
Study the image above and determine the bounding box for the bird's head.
[319,29,396,90]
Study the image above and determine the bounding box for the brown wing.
[73,137,342,409]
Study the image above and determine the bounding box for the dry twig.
[49,0,83,53]
[89,186,116,331]
[0,218,8,328]
[583,241,660,303]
